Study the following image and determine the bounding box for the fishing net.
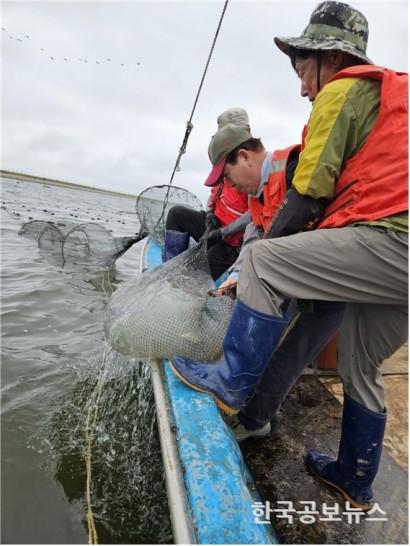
[20,185,231,361]
[62,223,137,267]
[136,184,203,244]
[105,240,234,362]
[19,220,138,269]
[19,219,69,240]
[18,185,203,269]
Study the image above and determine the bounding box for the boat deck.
[142,237,277,544]
[142,237,407,544]
[240,345,408,544]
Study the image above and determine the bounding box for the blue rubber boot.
[170,299,289,414]
[163,230,189,261]
[238,301,346,430]
[305,393,387,510]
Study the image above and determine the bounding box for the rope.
[168,0,229,185]
[151,1,228,232]
[84,354,106,544]
[84,279,113,544]
[85,396,99,544]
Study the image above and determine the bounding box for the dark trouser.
[166,205,240,280]
[239,301,346,430]
[166,205,207,241]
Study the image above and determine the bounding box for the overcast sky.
[2,0,408,204]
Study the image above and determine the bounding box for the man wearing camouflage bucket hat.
[170,1,408,511]
[275,0,373,63]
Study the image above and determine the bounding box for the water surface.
[1,177,172,544]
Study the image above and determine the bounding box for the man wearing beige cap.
[170,1,408,511]
[163,107,251,280]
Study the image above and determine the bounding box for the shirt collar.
[256,151,271,198]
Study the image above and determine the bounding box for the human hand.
[209,277,237,299]
[207,228,223,243]
[206,210,220,231]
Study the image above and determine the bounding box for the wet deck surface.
[240,375,408,544]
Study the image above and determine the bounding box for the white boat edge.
[139,237,196,544]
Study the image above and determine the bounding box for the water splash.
[47,345,172,544]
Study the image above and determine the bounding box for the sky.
[1,0,408,204]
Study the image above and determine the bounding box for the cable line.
[151,1,229,234]
[168,0,229,185]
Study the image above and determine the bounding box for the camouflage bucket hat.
[274,1,373,64]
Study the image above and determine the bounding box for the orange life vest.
[317,65,408,229]
[248,145,301,232]
[209,180,249,247]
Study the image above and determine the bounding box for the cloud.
[2,0,408,205]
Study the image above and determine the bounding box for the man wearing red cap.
[163,108,251,281]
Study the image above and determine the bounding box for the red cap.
[204,124,252,187]
[204,159,226,187]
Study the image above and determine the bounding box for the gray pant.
[240,301,346,430]
[237,226,408,412]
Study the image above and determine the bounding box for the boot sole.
[305,462,373,512]
[236,426,271,442]
[168,361,238,415]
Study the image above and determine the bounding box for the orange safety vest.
[209,180,249,247]
[248,145,301,232]
[317,65,408,229]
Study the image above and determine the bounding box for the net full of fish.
[105,241,234,362]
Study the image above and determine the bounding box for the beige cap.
[217,107,250,130]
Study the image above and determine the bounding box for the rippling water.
[1,177,172,544]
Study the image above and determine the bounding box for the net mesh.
[136,184,203,244]
[19,220,137,269]
[38,223,66,267]
[105,241,234,362]
[18,185,203,269]
[62,223,136,266]
[20,186,229,361]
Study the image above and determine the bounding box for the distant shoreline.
[0,169,137,199]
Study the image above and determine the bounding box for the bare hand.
[209,278,237,299]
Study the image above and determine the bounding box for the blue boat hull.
[141,237,277,544]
